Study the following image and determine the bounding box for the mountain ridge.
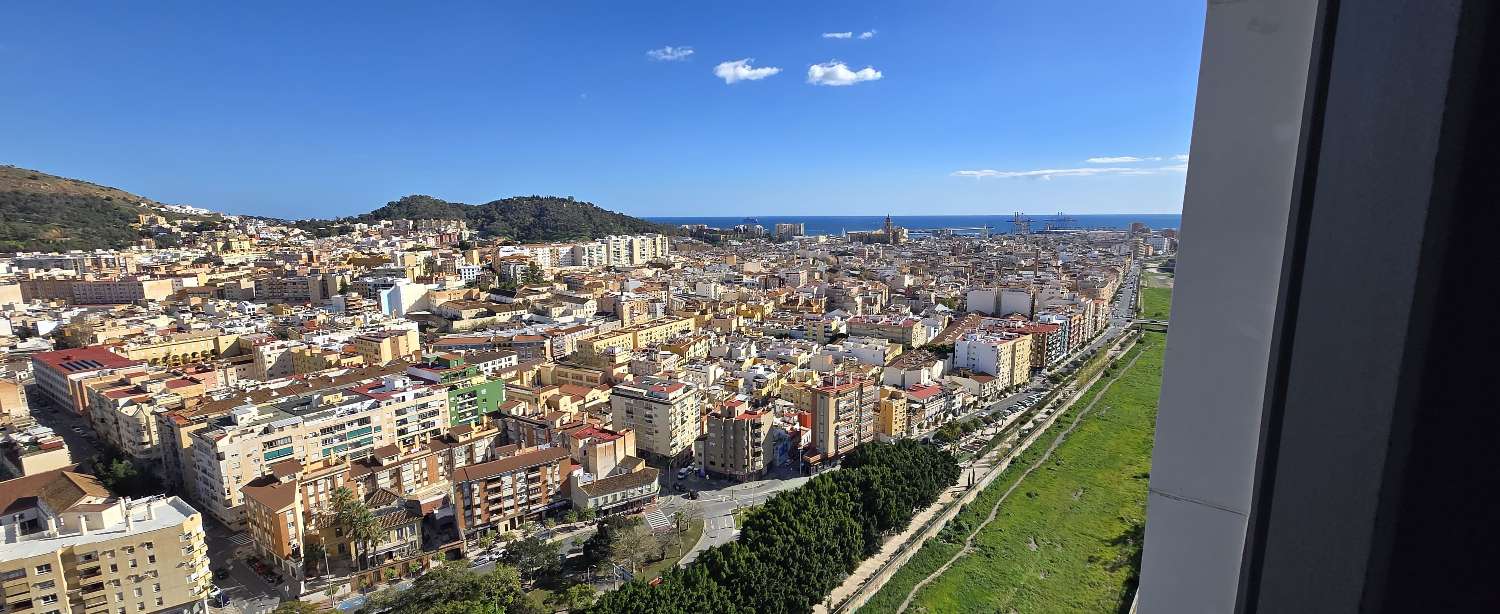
[286,194,677,242]
[0,165,674,251]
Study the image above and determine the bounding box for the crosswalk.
[227,532,252,546]
[643,506,672,532]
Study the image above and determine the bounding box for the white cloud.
[859,30,877,39]
[1172,153,1190,161]
[1085,155,1169,163]
[822,32,853,39]
[952,164,1188,180]
[714,59,781,84]
[646,46,694,61]
[806,61,882,86]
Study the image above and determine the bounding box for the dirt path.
[892,346,1150,614]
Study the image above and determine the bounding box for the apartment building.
[405,354,507,427]
[451,446,571,535]
[188,371,447,526]
[846,315,931,349]
[70,278,176,305]
[569,243,607,268]
[877,387,909,439]
[10,251,138,276]
[808,374,879,460]
[700,400,773,482]
[0,469,211,614]
[577,316,695,359]
[84,367,219,465]
[31,347,143,415]
[602,234,670,267]
[609,377,703,459]
[951,331,1034,389]
[352,329,420,366]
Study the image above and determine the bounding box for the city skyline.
[0,1,1204,219]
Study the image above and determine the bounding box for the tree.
[582,516,633,565]
[329,487,379,570]
[522,262,545,286]
[546,584,596,612]
[608,524,656,574]
[349,507,381,571]
[271,601,322,614]
[366,564,537,614]
[497,535,560,586]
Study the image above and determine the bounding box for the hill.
[295,194,674,242]
[0,165,179,252]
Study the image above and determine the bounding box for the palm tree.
[349,507,381,571]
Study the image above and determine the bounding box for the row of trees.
[589,440,959,613]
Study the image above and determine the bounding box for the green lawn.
[638,517,704,581]
[1139,287,1173,321]
[860,332,1165,614]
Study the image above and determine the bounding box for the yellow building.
[291,346,366,374]
[877,387,909,439]
[0,470,212,614]
[116,331,240,367]
[352,329,420,365]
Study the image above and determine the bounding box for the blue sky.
[0,2,1205,219]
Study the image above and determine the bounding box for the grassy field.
[860,332,1165,614]
[638,517,704,581]
[1139,287,1173,321]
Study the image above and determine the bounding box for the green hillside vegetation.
[0,165,174,252]
[289,194,674,243]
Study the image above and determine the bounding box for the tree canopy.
[588,440,959,613]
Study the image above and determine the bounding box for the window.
[146,555,155,565]
[133,588,142,598]
[152,584,160,593]
[33,564,51,575]
[35,580,55,590]
[1,569,26,581]
[39,595,58,605]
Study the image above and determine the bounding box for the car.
[677,468,689,479]
[212,567,230,581]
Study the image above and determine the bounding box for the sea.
[647,214,1181,236]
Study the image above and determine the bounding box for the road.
[669,475,811,565]
[201,515,283,614]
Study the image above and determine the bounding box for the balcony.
[3,585,27,599]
